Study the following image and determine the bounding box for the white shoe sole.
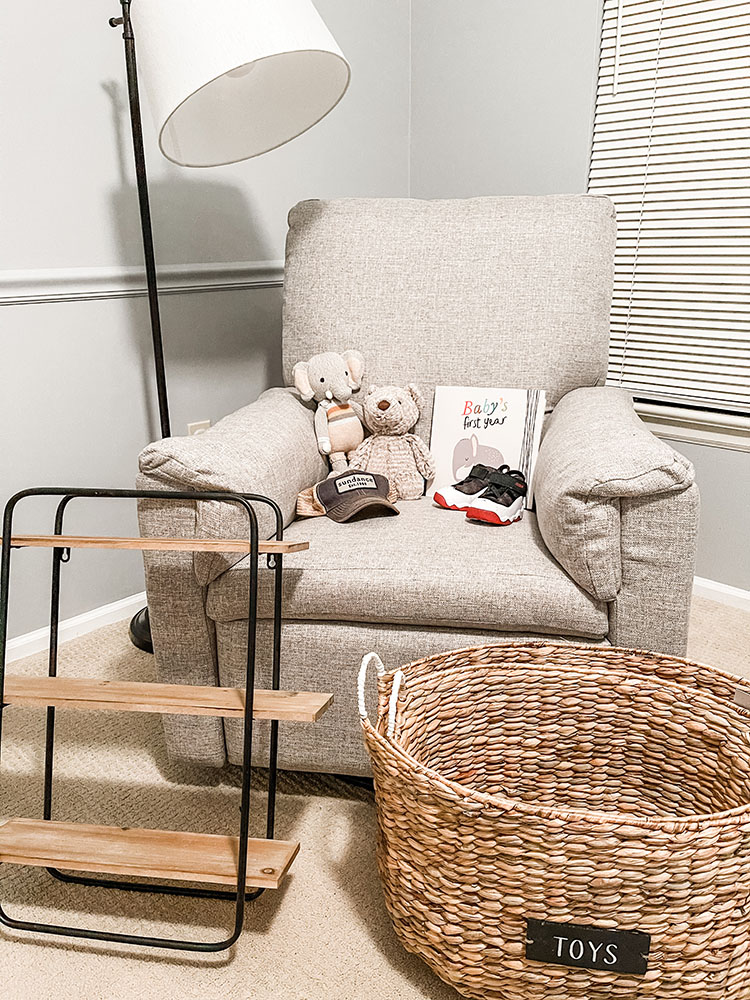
[465,495,525,525]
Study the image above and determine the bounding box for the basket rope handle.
[358,652,386,722]
[387,669,405,740]
[358,652,404,739]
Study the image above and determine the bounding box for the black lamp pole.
[110,0,170,651]
[110,1,171,439]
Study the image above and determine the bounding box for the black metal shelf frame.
[0,486,286,952]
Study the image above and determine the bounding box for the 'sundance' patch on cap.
[314,471,399,523]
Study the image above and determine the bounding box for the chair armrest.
[610,482,699,655]
[139,387,327,583]
[534,387,696,603]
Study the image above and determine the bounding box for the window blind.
[589,0,750,414]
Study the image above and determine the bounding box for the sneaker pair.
[433,464,527,525]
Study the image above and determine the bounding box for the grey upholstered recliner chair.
[137,196,699,775]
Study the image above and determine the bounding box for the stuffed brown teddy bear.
[349,384,435,500]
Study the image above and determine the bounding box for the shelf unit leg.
[43,495,71,825]
[265,550,284,839]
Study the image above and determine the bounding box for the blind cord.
[618,0,666,385]
[613,0,624,96]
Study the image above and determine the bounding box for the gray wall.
[410,0,602,197]
[663,442,750,591]
[0,0,411,638]
[2,0,746,638]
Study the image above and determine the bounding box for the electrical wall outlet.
[187,419,211,436]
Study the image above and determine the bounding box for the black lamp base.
[129,605,154,653]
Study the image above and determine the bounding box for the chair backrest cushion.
[282,195,616,434]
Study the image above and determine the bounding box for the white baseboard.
[693,577,750,613]
[5,591,146,664]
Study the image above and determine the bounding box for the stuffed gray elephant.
[292,350,366,474]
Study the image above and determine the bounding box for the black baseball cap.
[314,471,399,522]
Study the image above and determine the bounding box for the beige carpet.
[1,598,749,1000]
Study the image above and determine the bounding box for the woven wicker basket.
[358,641,750,999]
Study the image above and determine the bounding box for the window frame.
[588,0,750,449]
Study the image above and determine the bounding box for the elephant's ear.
[343,349,365,389]
[293,361,314,402]
[406,383,424,412]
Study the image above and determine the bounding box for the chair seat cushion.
[206,498,608,639]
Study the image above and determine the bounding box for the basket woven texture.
[360,641,750,999]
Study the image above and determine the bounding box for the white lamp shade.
[131,0,351,167]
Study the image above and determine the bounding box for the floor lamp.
[110,0,351,651]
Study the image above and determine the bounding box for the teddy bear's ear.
[292,361,314,402]
[406,383,424,412]
[342,350,365,389]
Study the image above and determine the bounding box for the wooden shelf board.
[5,535,308,555]
[3,677,333,722]
[0,818,298,889]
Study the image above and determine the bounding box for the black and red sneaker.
[465,469,527,525]
[433,464,497,511]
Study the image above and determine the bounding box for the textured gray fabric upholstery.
[207,499,608,639]
[283,196,617,437]
[136,482,226,767]
[217,620,610,776]
[609,483,700,655]
[534,387,696,602]
[139,387,326,584]
[137,195,698,773]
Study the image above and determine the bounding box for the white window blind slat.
[612,279,748,293]
[616,221,750,229]
[615,232,750,242]
[612,302,750,320]
[613,372,747,392]
[609,348,750,368]
[602,0,750,27]
[595,97,750,123]
[592,164,750,182]
[603,44,750,74]
[611,294,750,309]
[600,53,750,84]
[602,0,749,18]
[610,373,748,397]
[611,317,750,336]
[593,131,750,151]
[590,0,750,413]
[612,368,750,387]
[619,198,750,210]
[596,69,750,93]
[602,25,750,50]
[593,178,750,192]
[612,300,748,320]
[609,346,750,364]
[603,9,750,38]
[615,217,750,226]
[599,71,750,94]
[598,62,750,94]
[594,166,750,182]
[593,117,750,138]
[602,25,750,56]
[614,250,750,261]
[608,332,750,353]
